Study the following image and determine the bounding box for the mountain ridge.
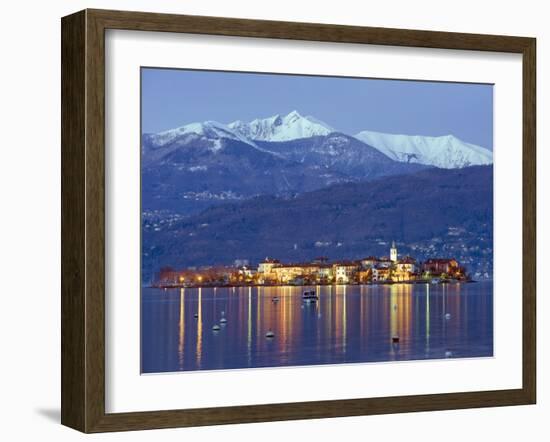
[355,130,492,169]
[142,165,493,279]
[141,119,429,213]
[228,110,333,141]
[141,110,493,214]
[144,110,493,169]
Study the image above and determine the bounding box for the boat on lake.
[302,290,318,302]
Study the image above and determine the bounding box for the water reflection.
[141,282,493,373]
[196,287,202,368]
[178,288,185,370]
[247,288,251,365]
[426,284,430,353]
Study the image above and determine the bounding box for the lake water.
[141,282,493,373]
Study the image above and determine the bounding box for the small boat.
[193,313,199,318]
[302,290,318,301]
[431,278,441,284]
[212,324,221,331]
[220,317,227,324]
[272,297,280,303]
[445,313,451,320]
[265,330,275,338]
[392,336,400,343]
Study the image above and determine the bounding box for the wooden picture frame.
[61,8,536,433]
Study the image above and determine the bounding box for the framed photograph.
[61,9,536,432]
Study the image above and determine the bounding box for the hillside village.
[154,241,469,288]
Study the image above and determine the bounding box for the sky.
[141,68,494,149]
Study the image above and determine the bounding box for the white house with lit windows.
[332,262,358,284]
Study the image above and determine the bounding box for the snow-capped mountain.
[141,120,272,167]
[354,131,492,169]
[145,120,255,150]
[141,120,351,214]
[228,110,333,142]
[140,111,494,214]
[143,112,493,171]
[255,133,426,179]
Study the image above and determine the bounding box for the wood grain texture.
[61,10,86,432]
[89,8,532,52]
[61,8,537,433]
[522,38,536,404]
[84,9,107,433]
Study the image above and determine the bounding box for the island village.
[154,241,470,288]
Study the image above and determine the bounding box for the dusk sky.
[141,68,494,149]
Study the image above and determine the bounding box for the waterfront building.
[155,240,466,287]
[238,266,256,279]
[257,257,281,274]
[422,258,459,276]
[257,257,281,283]
[372,266,391,282]
[358,268,373,283]
[273,264,307,284]
[333,261,358,284]
[317,264,334,282]
[393,256,417,281]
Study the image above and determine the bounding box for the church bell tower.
[390,240,398,263]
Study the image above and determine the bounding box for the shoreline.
[146,279,481,290]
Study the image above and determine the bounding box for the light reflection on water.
[141,282,493,374]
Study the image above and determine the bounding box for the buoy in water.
[445,350,453,358]
[392,336,400,343]
[265,330,275,338]
[212,324,221,331]
[445,313,451,320]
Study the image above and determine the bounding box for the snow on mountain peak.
[149,120,256,149]
[145,112,493,170]
[228,110,333,142]
[284,110,302,121]
[354,130,493,169]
